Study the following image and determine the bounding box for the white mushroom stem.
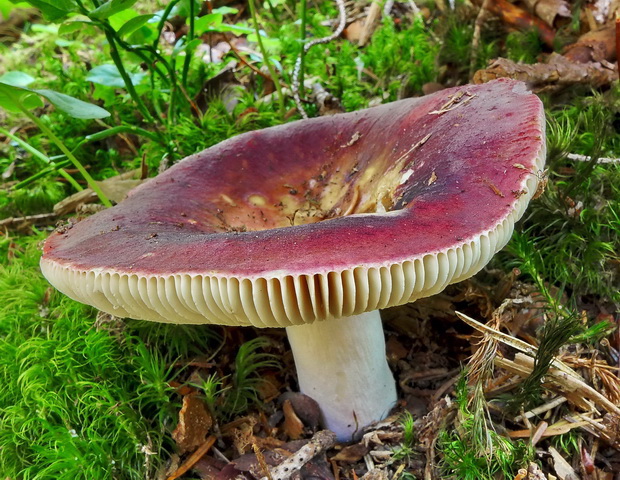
[285,311,397,441]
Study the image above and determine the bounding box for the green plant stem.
[75,125,163,151]
[299,0,307,97]
[247,0,285,116]
[103,30,155,124]
[265,0,280,21]
[181,0,195,89]
[0,127,83,192]
[19,108,112,207]
[153,0,182,50]
[13,160,73,190]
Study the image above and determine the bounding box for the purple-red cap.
[41,79,546,327]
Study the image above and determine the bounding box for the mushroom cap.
[41,79,546,327]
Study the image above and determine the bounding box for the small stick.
[292,0,347,118]
[0,212,58,229]
[260,430,337,480]
[223,36,273,81]
[514,396,568,423]
[358,0,383,47]
[471,0,491,77]
[166,435,217,480]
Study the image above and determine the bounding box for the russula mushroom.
[41,79,546,441]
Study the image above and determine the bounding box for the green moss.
[437,377,534,480]
[9,179,65,216]
[0,236,181,478]
[505,29,543,64]
[502,93,620,302]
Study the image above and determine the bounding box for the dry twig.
[259,430,337,480]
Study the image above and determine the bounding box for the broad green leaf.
[58,17,93,35]
[86,64,145,88]
[0,82,110,118]
[0,71,35,87]
[117,13,154,38]
[19,0,77,21]
[0,0,28,19]
[194,13,223,33]
[30,23,58,33]
[0,82,44,112]
[108,8,136,30]
[213,23,253,35]
[55,38,79,47]
[212,6,238,14]
[33,89,110,118]
[89,0,137,20]
[0,0,12,19]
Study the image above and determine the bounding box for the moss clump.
[0,235,214,479]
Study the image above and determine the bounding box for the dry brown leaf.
[564,25,617,63]
[53,169,146,215]
[282,399,304,440]
[386,336,409,363]
[330,443,370,463]
[473,0,556,46]
[279,392,321,430]
[548,446,579,480]
[172,393,213,454]
[521,0,571,27]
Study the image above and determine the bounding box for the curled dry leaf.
[282,399,305,440]
[330,443,371,463]
[564,25,617,63]
[53,168,145,215]
[279,392,321,431]
[520,0,571,27]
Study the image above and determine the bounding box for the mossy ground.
[1,1,619,478]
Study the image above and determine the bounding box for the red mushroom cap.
[41,79,546,327]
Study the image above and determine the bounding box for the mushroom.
[41,79,546,441]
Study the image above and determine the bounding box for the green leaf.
[89,0,137,20]
[0,71,35,87]
[86,64,145,88]
[0,82,43,112]
[19,0,77,21]
[212,6,238,14]
[194,13,223,33]
[117,13,154,38]
[107,8,136,30]
[0,0,29,18]
[215,23,253,35]
[58,17,93,35]
[0,82,110,119]
[30,23,58,33]
[33,89,111,118]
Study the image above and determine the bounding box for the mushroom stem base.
[286,311,397,441]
